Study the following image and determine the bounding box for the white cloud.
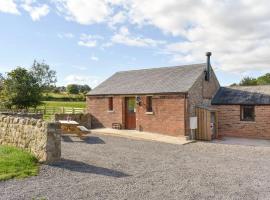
[123,0,270,72]
[111,26,166,47]
[55,0,111,25]
[64,74,102,87]
[90,55,99,61]
[0,0,20,15]
[57,32,74,39]
[78,34,103,48]
[78,40,96,48]
[21,2,50,21]
[108,11,127,28]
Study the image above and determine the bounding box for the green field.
[42,92,85,101]
[0,145,39,181]
[38,101,86,121]
[40,101,86,108]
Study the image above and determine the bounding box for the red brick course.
[136,95,186,136]
[86,96,124,128]
[214,105,270,139]
[87,94,187,136]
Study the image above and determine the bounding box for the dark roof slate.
[88,63,206,95]
[212,85,270,105]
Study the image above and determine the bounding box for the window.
[146,96,153,112]
[108,97,113,111]
[240,105,255,121]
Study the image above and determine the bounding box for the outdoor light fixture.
[136,96,142,105]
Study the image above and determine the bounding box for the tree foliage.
[1,67,42,109]
[0,61,57,109]
[236,73,270,86]
[257,73,270,85]
[67,84,80,94]
[0,73,3,90]
[66,84,91,94]
[79,84,91,94]
[30,60,57,91]
[239,76,258,86]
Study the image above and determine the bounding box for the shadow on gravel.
[50,159,130,178]
[81,136,105,144]
[61,135,105,144]
[61,135,73,143]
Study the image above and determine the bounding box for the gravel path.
[1,134,270,200]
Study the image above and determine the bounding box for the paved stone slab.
[91,128,193,145]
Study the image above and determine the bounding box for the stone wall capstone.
[0,115,61,163]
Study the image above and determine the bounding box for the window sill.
[145,112,154,115]
[240,120,256,123]
[107,110,114,113]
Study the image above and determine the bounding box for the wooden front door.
[125,97,136,129]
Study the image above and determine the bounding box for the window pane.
[128,98,135,113]
[241,105,255,121]
[108,97,113,111]
[146,96,152,112]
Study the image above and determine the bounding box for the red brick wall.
[86,96,124,128]
[136,95,186,136]
[214,105,270,139]
[86,94,187,136]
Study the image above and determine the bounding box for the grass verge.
[0,145,39,181]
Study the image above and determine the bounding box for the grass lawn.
[0,145,39,181]
[41,101,86,108]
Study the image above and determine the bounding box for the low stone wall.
[0,112,43,119]
[55,113,91,129]
[0,115,61,163]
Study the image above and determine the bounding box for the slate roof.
[212,85,270,105]
[88,63,206,95]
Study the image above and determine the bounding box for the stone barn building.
[212,85,270,139]
[86,53,220,137]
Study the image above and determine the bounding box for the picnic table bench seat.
[74,126,91,138]
[77,126,90,133]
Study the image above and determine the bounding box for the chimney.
[205,52,212,81]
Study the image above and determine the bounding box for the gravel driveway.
[1,134,270,200]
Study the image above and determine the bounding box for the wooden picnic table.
[58,120,90,138]
[59,120,79,132]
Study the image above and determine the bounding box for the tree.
[239,76,257,86]
[1,67,42,109]
[30,60,57,91]
[0,73,3,90]
[79,84,91,94]
[67,84,80,94]
[257,73,270,85]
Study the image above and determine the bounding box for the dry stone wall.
[0,115,61,163]
[0,112,43,119]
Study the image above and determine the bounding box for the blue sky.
[0,0,269,88]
